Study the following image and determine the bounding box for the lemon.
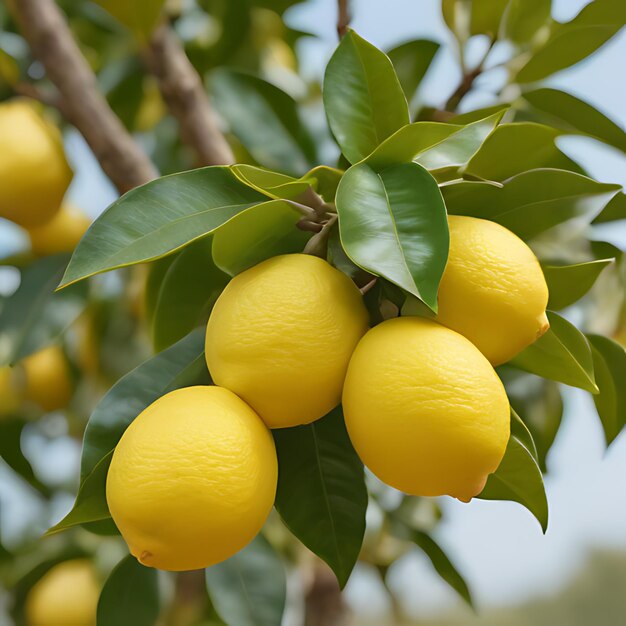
[0,100,72,228]
[25,559,100,626]
[343,317,510,501]
[205,254,368,428]
[436,215,549,365]
[106,386,277,571]
[28,203,91,256]
[0,366,21,418]
[21,345,73,413]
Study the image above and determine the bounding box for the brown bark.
[10,0,158,192]
[337,0,352,39]
[305,564,349,626]
[145,26,235,167]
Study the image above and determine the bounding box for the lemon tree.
[1,1,625,625]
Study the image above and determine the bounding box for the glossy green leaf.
[410,531,473,607]
[387,39,440,103]
[449,104,510,125]
[593,192,626,223]
[323,30,409,164]
[95,0,165,40]
[60,167,269,288]
[515,0,626,83]
[97,555,159,626]
[504,0,552,43]
[511,311,598,393]
[523,88,626,152]
[478,435,549,532]
[273,407,367,588]
[81,328,208,479]
[510,408,539,462]
[466,123,583,181]
[230,165,307,199]
[588,334,626,445]
[0,255,87,366]
[46,453,113,535]
[336,162,448,310]
[443,168,620,240]
[366,112,502,171]
[543,259,614,310]
[210,69,316,176]
[212,200,309,276]
[301,165,344,201]
[206,534,286,626]
[0,419,50,496]
[149,238,228,351]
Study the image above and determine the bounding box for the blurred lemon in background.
[21,345,73,413]
[27,203,91,256]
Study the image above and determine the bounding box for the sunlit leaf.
[504,0,552,43]
[336,162,448,310]
[323,30,409,163]
[511,311,598,393]
[60,167,268,288]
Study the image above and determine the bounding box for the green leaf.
[95,0,165,40]
[80,328,208,479]
[470,0,510,36]
[0,255,87,366]
[149,238,229,352]
[0,419,50,496]
[387,39,440,103]
[46,453,113,535]
[543,259,614,310]
[60,167,268,288]
[336,162,448,310]
[230,165,307,199]
[466,123,583,181]
[273,407,367,588]
[210,69,316,176]
[366,112,503,171]
[97,555,159,626]
[212,200,310,276]
[588,335,626,445]
[515,0,626,83]
[478,435,549,532]
[410,531,473,607]
[593,192,626,223]
[323,30,409,164]
[443,168,620,240]
[510,408,539,462]
[511,311,598,393]
[206,534,286,626]
[504,371,563,472]
[301,165,344,202]
[449,104,510,125]
[504,0,552,43]
[523,88,626,152]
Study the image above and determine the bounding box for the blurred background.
[1,0,625,624]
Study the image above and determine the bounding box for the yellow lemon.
[25,559,100,626]
[28,203,91,256]
[205,254,369,428]
[21,345,73,413]
[343,317,510,501]
[0,100,72,228]
[106,386,278,571]
[436,215,549,366]
[0,366,22,418]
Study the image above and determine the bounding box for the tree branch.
[337,0,351,39]
[145,25,235,166]
[9,0,157,193]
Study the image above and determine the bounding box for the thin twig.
[10,0,157,192]
[337,0,351,39]
[444,37,496,112]
[12,82,60,108]
[144,25,235,166]
[359,277,377,295]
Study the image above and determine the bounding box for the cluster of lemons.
[106,217,549,572]
[0,100,93,420]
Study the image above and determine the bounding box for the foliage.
[1,1,625,625]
